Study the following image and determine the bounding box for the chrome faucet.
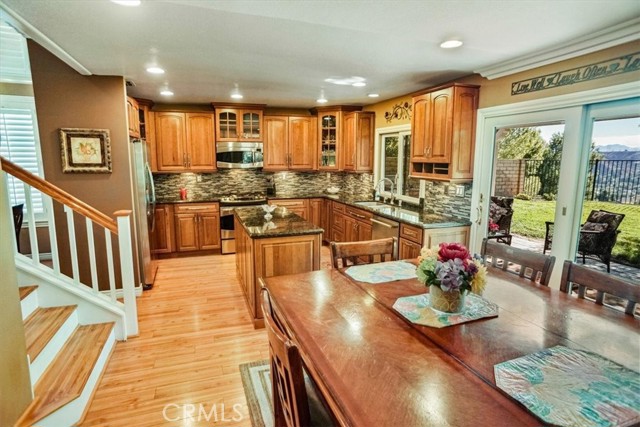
[374,178,395,204]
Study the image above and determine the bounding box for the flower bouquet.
[416,242,487,313]
[488,220,500,233]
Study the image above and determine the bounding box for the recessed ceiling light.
[231,85,243,100]
[111,0,141,6]
[368,93,380,98]
[160,90,173,96]
[325,76,366,86]
[316,97,328,104]
[440,39,463,49]
[146,66,165,74]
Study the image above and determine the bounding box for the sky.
[538,116,640,149]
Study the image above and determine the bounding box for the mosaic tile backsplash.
[153,171,472,220]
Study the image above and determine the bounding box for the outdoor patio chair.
[489,196,514,245]
[544,210,625,272]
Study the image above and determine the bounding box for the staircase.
[2,156,139,426]
[17,285,116,426]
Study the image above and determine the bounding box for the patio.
[510,234,640,283]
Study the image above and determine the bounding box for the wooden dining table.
[261,262,640,427]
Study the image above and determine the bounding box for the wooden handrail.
[1,156,118,233]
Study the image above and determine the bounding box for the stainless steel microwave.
[216,142,263,169]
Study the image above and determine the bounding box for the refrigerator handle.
[146,163,156,231]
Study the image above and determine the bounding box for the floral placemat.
[494,345,640,427]
[345,260,417,284]
[392,293,499,328]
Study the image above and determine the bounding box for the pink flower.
[438,243,470,262]
[489,221,500,232]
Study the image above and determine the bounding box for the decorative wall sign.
[385,101,412,122]
[511,52,640,96]
[60,128,112,173]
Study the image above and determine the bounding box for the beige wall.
[363,95,412,129]
[27,41,137,290]
[0,173,32,426]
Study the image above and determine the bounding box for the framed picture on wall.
[59,128,112,173]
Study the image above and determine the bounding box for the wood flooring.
[80,254,270,427]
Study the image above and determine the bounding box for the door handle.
[476,193,484,225]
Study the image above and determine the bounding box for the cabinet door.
[357,220,372,241]
[309,198,323,228]
[199,212,221,250]
[318,112,340,170]
[411,94,430,162]
[450,86,479,180]
[241,110,263,141]
[428,87,453,162]
[216,109,239,141]
[344,216,359,242]
[322,199,332,242]
[354,112,375,172]
[185,113,216,171]
[342,113,355,170]
[263,116,289,170]
[127,97,140,138]
[289,116,316,170]
[175,213,198,251]
[150,204,174,254]
[399,238,422,260]
[156,112,187,171]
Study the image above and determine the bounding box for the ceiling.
[1,0,640,108]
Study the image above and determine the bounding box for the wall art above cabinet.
[410,83,479,182]
[212,103,266,143]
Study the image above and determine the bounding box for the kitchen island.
[234,206,323,328]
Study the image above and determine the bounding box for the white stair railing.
[2,157,138,338]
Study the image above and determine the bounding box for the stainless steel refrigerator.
[130,139,157,288]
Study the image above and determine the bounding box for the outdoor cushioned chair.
[488,196,514,245]
[544,210,625,272]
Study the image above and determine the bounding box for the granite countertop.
[156,193,471,229]
[234,206,323,238]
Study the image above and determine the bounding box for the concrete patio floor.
[510,234,640,283]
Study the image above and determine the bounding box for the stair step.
[19,285,38,300]
[24,306,77,362]
[17,323,115,427]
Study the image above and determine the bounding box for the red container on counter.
[180,188,187,200]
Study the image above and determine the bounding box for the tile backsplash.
[153,171,472,220]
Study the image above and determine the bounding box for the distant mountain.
[599,150,640,161]
[596,144,640,152]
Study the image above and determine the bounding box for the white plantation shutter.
[0,21,32,83]
[0,95,45,219]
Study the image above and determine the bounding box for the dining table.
[261,260,640,427]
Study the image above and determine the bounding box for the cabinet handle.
[183,153,187,167]
[187,154,191,168]
[348,210,366,220]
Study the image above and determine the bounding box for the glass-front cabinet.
[318,111,341,170]
[213,105,264,142]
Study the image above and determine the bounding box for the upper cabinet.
[342,111,375,172]
[317,110,342,171]
[410,84,479,182]
[212,104,265,142]
[155,111,216,172]
[126,97,140,138]
[264,115,316,171]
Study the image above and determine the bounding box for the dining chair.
[481,238,555,286]
[560,260,639,316]
[330,237,396,269]
[260,289,334,427]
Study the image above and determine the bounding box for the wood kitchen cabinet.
[331,201,346,242]
[309,198,326,240]
[344,205,372,241]
[322,198,332,243]
[127,97,140,138]
[174,203,220,252]
[269,198,309,220]
[150,204,175,255]
[136,98,158,172]
[410,83,479,182]
[263,115,316,171]
[315,106,362,171]
[342,111,375,172]
[213,104,265,142]
[155,112,216,172]
[399,223,423,259]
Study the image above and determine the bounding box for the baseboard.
[100,285,143,299]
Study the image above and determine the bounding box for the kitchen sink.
[355,201,420,220]
[354,201,392,208]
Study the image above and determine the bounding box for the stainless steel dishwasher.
[371,215,400,258]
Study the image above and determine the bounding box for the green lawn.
[511,199,640,266]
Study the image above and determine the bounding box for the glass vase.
[429,285,466,313]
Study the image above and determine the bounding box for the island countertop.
[234,206,323,238]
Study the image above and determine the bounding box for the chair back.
[481,238,555,286]
[560,260,639,316]
[489,197,514,234]
[260,289,310,427]
[330,237,396,269]
[12,203,24,251]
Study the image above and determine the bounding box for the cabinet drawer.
[332,201,345,213]
[175,203,219,214]
[400,223,423,245]
[332,212,345,232]
[344,206,372,222]
[270,198,307,208]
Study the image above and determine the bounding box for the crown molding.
[0,1,91,76]
[475,17,640,80]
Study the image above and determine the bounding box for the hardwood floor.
[81,254,268,427]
